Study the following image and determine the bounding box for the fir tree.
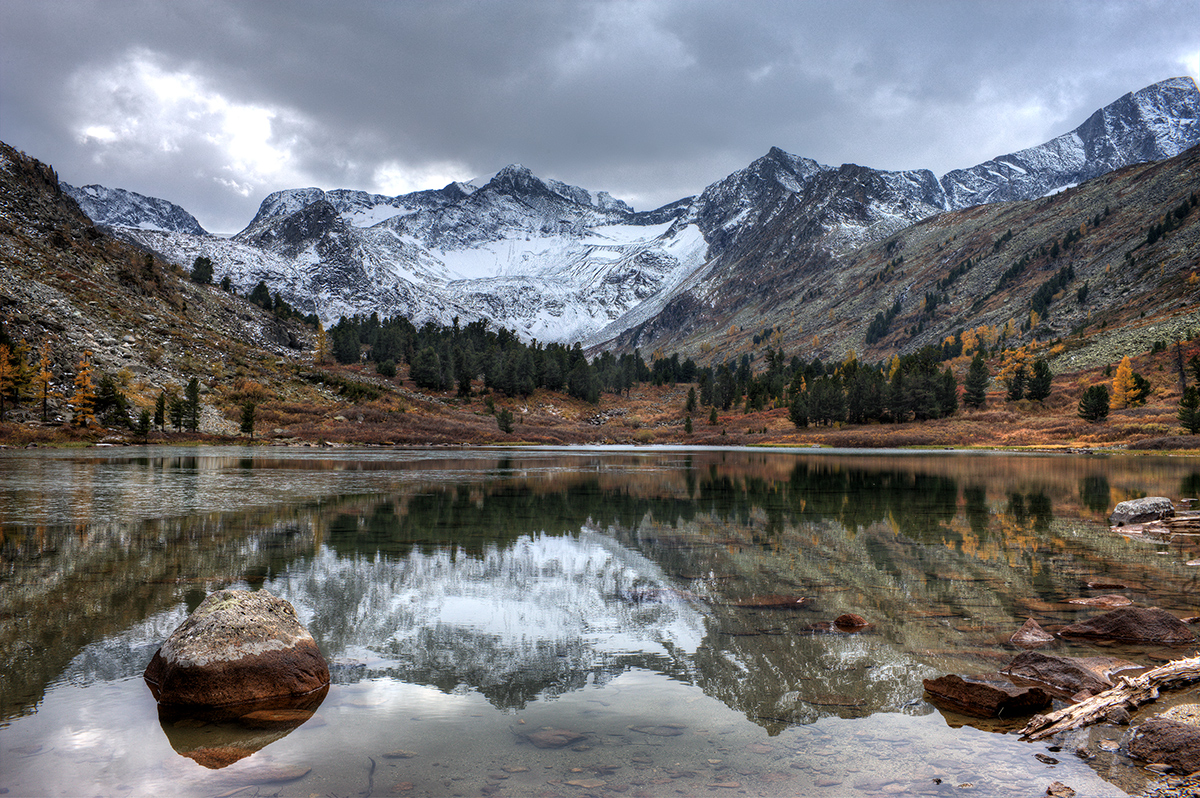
[709,406,719,426]
[788,389,809,428]
[1027,359,1053,402]
[136,409,152,443]
[496,407,514,433]
[154,390,166,431]
[168,394,186,431]
[1005,365,1027,402]
[185,377,201,432]
[1180,387,1200,435]
[240,401,256,440]
[684,415,693,434]
[190,256,213,285]
[963,353,989,409]
[1078,384,1110,423]
[686,386,697,413]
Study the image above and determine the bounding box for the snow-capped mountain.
[70,77,1200,346]
[940,76,1200,208]
[60,182,207,235]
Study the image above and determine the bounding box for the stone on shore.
[1110,497,1174,526]
[1058,606,1196,644]
[1129,717,1200,773]
[144,589,330,708]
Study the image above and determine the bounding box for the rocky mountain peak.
[61,182,208,236]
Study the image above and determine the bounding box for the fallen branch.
[1021,654,1200,741]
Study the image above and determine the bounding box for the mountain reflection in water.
[2,447,1199,796]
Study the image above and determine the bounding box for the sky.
[1,1,1197,234]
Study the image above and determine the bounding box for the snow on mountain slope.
[68,77,1200,347]
[939,76,1199,208]
[61,182,208,235]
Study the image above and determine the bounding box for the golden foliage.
[1111,356,1136,409]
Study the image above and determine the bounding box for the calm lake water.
[3,445,1200,797]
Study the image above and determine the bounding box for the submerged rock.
[834,613,870,631]
[144,589,330,708]
[1058,607,1196,644]
[1011,618,1055,649]
[523,727,586,748]
[922,673,1052,718]
[1110,497,1174,526]
[1001,651,1139,697]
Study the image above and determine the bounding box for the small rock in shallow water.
[524,727,585,749]
[628,724,686,736]
[1046,782,1076,797]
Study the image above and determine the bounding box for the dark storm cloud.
[1,0,1196,232]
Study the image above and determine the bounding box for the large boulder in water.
[1058,606,1196,644]
[1110,497,1174,526]
[1000,651,1140,697]
[922,673,1051,718]
[144,589,329,708]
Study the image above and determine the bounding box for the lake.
[2,445,1199,797]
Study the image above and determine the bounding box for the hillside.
[2,138,1200,452]
[608,143,1200,371]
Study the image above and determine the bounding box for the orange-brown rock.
[144,589,329,708]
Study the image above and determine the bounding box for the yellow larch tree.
[0,344,15,421]
[69,351,97,427]
[1111,356,1136,409]
[34,340,53,422]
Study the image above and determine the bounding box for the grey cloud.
[1,0,1197,233]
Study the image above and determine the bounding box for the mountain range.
[61,77,1200,358]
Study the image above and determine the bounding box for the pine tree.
[69,351,97,427]
[709,406,719,426]
[1027,359,1053,401]
[1111,356,1136,409]
[1179,387,1200,434]
[963,353,989,409]
[686,387,697,413]
[496,407,514,433]
[684,416,693,434]
[1078,384,1110,423]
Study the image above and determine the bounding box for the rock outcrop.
[144,589,329,708]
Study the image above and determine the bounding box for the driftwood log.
[1021,654,1200,741]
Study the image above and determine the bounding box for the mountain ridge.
[54,76,1200,351]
